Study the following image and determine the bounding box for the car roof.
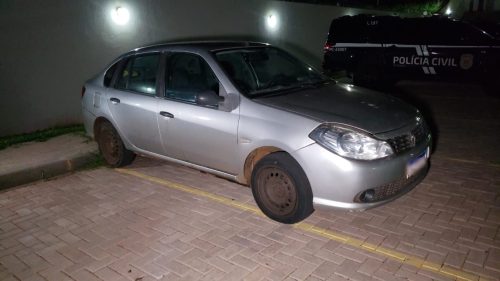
[130,41,270,54]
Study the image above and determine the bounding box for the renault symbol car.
[81,41,431,223]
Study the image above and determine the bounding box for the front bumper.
[292,138,431,210]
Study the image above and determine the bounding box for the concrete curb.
[0,152,99,191]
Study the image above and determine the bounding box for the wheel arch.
[241,146,284,185]
[93,116,112,140]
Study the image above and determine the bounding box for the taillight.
[81,86,86,98]
[324,42,334,52]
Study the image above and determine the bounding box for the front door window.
[165,53,220,106]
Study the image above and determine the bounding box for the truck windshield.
[214,47,327,97]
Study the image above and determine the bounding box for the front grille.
[387,122,428,154]
[356,167,427,203]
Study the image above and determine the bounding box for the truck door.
[380,18,431,79]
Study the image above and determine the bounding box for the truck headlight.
[309,124,393,160]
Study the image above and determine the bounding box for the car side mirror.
[196,90,224,108]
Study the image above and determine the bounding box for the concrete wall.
[0,0,379,136]
[448,0,500,16]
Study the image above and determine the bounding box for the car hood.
[254,83,417,134]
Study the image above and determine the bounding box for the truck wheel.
[97,122,136,167]
[251,152,314,224]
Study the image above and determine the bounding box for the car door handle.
[159,111,174,118]
[110,97,120,104]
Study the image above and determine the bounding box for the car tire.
[97,122,136,167]
[251,152,314,224]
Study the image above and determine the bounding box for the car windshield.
[214,47,327,97]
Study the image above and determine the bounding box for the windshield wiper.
[250,79,332,98]
[250,84,303,98]
[299,79,330,87]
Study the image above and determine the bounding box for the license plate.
[406,147,430,178]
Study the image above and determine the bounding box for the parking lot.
[1,81,499,281]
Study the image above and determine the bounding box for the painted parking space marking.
[115,168,486,281]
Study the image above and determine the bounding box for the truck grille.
[387,122,428,154]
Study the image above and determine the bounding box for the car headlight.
[309,124,393,160]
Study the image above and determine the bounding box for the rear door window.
[460,22,493,44]
[115,53,160,95]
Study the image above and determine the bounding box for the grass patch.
[383,1,443,15]
[0,124,85,151]
[81,153,106,170]
[280,0,445,15]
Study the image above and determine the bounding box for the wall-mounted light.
[266,13,279,31]
[111,6,130,25]
[445,7,452,15]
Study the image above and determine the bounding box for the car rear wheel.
[251,152,313,224]
[97,122,136,167]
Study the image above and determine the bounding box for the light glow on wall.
[111,6,130,25]
[266,12,279,31]
[445,7,452,15]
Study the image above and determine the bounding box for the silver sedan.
[81,42,431,223]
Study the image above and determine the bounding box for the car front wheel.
[97,122,136,167]
[251,152,314,224]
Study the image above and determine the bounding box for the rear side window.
[459,22,493,44]
[329,17,370,43]
[384,18,492,45]
[115,53,160,95]
[103,61,119,87]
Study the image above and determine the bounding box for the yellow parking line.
[115,168,485,281]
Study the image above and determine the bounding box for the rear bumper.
[82,107,96,139]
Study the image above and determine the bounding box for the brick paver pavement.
[1,82,499,280]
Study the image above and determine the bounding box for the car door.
[106,53,163,154]
[157,52,240,174]
[425,21,491,82]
